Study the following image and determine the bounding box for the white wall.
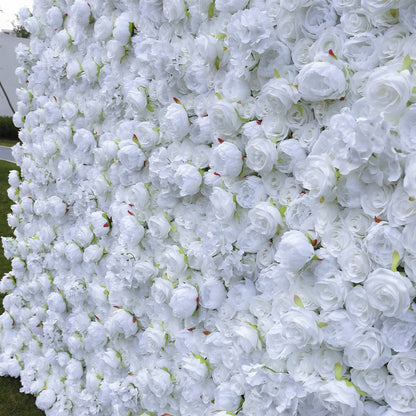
[0,32,29,116]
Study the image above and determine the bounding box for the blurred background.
[0,1,32,116]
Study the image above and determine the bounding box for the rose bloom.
[210,142,243,177]
[297,62,346,101]
[169,284,198,318]
[275,230,315,271]
[344,328,391,370]
[365,67,412,119]
[248,201,283,238]
[364,268,415,318]
[245,137,277,173]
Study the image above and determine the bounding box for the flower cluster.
[1,0,416,415]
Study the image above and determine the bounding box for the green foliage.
[0,160,43,415]
[12,14,30,38]
[0,117,19,141]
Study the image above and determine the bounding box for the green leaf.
[317,322,328,328]
[400,54,413,72]
[278,205,287,217]
[294,295,304,308]
[334,362,343,381]
[216,33,226,40]
[274,68,280,78]
[129,22,135,37]
[192,353,212,370]
[214,56,220,70]
[392,250,400,272]
[208,0,215,18]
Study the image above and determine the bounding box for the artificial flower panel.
[1,0,416,415]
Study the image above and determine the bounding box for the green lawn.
[0,160,45,416]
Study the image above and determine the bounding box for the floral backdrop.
[1,0,416,415]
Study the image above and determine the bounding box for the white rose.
[256,78,300,117]
[85,322,108,351]
[350,367,388,401]
[35,389,56,411]
[398,104,416,153]
[73,128,96,153]
[275,230,315,272]
[381,313,416,353]
[151,278,173,304]
[83,244,104,263]
[314,274,349,312]
[47,292,67,313]
[365,67,412,119]
[163,245,187,275]
[280,309,321,349]
[214,382,242,412]
[174,164,202,196]
[148,368,173,397]
[210,142,243,177]
[94,16,113,40]
[344,328,391,370]
[276,139,306,174]
[141,325,166,353]
[364,222,404,268]
[209,187,236,221]
[236,225,269,253]
[388,352,416,386]
[360,183,392,218]
[148,214,171,239]
[208,101,242,136]
[65,358,83,380]
[385,377,416,413]
[388,182,416,226]
[317,380,364,416]
[65,242,83,264]
[364,268,415,318]
[106,308,138,338]
[345,285,380,327]
[199,278,227,310]
[343,33,380,71]
[70,0,91,26]
[75,225,94,247]
[361,0,398,13]
[340,9,372,36]
[295,155,336,199]
[90,211,111,237]
[118,144,146,171]
[297,62,346,101]
[46,7,63,29]
[338,245,371,284]
[245,137,277,173]
[215,0,249,13]
[234,176,267,209]
[300,2,337,39]
[320,309,356,349]
[113,13,132,45]
[163,0,186,21]
[119,216,145,246]
[231,323,261,354]
[164,103,190,139]
[169,284,198,318]
[248,201,282,238]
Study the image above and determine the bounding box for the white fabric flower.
[275,230,315,271]
[364,268,415,318]
[169,284,198,318]
[297,62,346,101]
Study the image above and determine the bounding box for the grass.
[0,160,45,416]
[0,137,19,147]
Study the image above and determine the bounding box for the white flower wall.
[1,0,416,415]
